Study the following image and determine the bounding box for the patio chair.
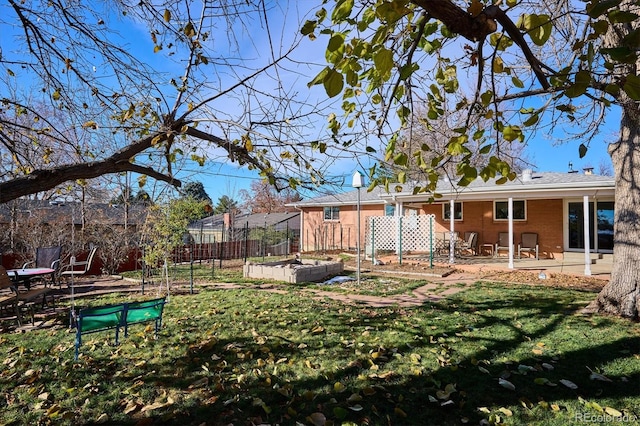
[438,231,459,255]
[22,246,61,286]
[494,232,513,257]
[0,266,21,326]
[22,246,62,270]
[518,233,539,260]
[457,232,478,256]
[60,245,98,282]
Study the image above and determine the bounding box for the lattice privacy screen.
[364,214,436,256]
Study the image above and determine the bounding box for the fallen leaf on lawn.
[362,386,376,396]
[333,406,348,419]
[551,404,561,411]
[542,363,554,371]
[140,401,169,413]
[518,364,537,374]
[46,404,62,418]
[518,397,534,409]
[589,371,613,382]
[395,407,407,417]
[349,404,364,411]
[123,400,140,414]
[499,407,513,416]
[478,407,491,414]
[560,379,578,389]
[96,413,109,423]
[347,393,362,403]
[334,382,346,393]
[307,412,326,426]
[478,366,490,374]
[605,407,623,417]
[499,378,516,391]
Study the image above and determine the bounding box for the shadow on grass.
[1,283,638,426]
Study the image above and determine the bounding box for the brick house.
[289,170,615,262]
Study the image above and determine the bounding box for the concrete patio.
[395,251,612,281]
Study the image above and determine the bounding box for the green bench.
[74,297,166,360]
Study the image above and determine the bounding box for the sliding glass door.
[567,200,614,252]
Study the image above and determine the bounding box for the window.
[323,206,340,221]
[443,202,463,220]
[384,204,396,216]
[494,200,526,220]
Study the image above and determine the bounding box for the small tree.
[141,198,208,271]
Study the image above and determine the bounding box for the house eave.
[379,182,615,202]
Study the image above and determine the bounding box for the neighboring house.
[288,170,615,262]
[0,200,147,237]
[187,211,301,243]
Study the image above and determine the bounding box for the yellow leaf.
[96,413,109,423]
[499,407,513,416]
[605,407,623,417]
[334,382,346,393]
[163,9,171,22]
[46,404,62,417]
[123,400,139,415]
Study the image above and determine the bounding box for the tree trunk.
[584,0,640,320]
[586,103,640,320]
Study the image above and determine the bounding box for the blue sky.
[1,1,618,205]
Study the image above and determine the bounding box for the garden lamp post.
[352,170,364,286]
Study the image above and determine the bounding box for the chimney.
[223,212,233,228]
[522,169,533,182]
[583,167,594,175]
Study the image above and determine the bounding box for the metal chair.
[458,232,478,256]
[495,232,512,257]
[22,246,62,286]
[22,246,62,270]
[60,246,98,281]
[518,233,539,259]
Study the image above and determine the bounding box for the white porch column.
[449,199,455,264]
[395,200,402,255]
[583,195,592,276]
[508,197,514,269]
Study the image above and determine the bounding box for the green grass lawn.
[0,279,638,425]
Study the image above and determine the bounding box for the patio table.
[7,267,56,290]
